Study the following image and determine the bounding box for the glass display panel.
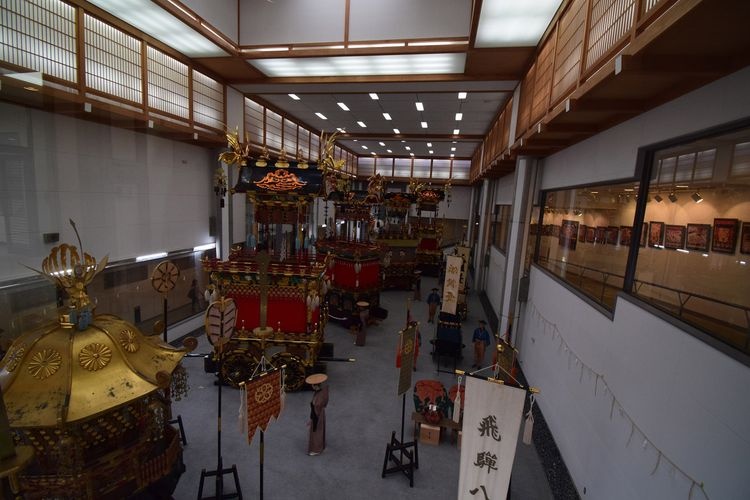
[375,158,393,177]
[432,159,451,179]
[0,249,216,351]
[634,127,750,354]
[537,180,638,310]
[358,157,375,177]
[452,160,471,180]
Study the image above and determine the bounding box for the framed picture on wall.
[649,221,665,247]
[712,218,739,253]
[559,219,579,250]
[664,225,686,249]
[605,226,619,246]
[578,224,588,243]
[595,226,606,244]
[619,226,633,246]
[740,222,750,255]
[640,222,648,247]
[586,226,595,243]
[686,223,711,252]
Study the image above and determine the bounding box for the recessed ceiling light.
[337,102,350,111]
[249,53,466,77]
[410,153,415,156]
[450,154,455,158]
[405,146,411,151]
[452,141,457,143]
[458,92,467,99]
[379,142,385,146]
[401,140,406,143]
[475,0,563,48]
[453,129,460,135]
[415,102,424,111]
[427,142,432,147]
[288,93,300,100]
[383,113,392,120]
[371,152,376,155]
[336,127,346,132]
[316,112,327,120]
[357,121,367,128]
[370,93,379,100]
[421,122,428,128]
[429,150,434,154]
[348,42,405,49]
[362,145,368,150]
[451,147,456,151]
[408,40,469,47]
[455,113,463,121]
[387,149,392,153]
[393,128,400,134]
[353,139,358,142]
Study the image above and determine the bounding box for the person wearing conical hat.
[306,373,329,456]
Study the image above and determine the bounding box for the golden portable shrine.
[204,133,338,391]
[0,237,195,499]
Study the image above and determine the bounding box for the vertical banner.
[442,255,462,314]
[457,377,526,500]
[245,369,282,444]
[455,246,470,289]
[397,326,417,395]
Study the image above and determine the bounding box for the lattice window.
[147,46,188,119]
[358,157,375,177]
[265,109,282,151]
[432,159,451,179]
[283,119,297,156]
[585,0,635,72]
[244,98,264,146]
[451,160,471,180]
[310,133,320,161]
[0,0,77,83]
[193,69,223,130]
[413,159,431,178]
[375,158,393,177]
[730,142,750,178]
[393,158,411,178]
[84,14,142,104]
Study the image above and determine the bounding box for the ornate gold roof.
[2,230,193,428]
[0,314,190,428]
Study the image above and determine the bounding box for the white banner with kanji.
[441,254,462,315]
[457,377,526,500]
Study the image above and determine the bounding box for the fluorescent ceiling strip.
[348,42,405,49]
[370,93,379,100]
[393,128,400,134]
[357,121,367,128]
[383,113,392,120]
[379,142,385,146]
[362,145,368,149]
[408,40,469,47]
[292,45,346,51]
[453,129,460,135]
[455,113,463,121]
[475,0,563,48]
[87,0,227,57]
[405,146,411,151]
[168,0,196,21]
[415,102,424,111]
[136,252,168,262]
[337,102,350,111]
[421,121,428,128]
[193,243,216,251]
[427,142,432,147]
[251,47,290,52]
[387,149,392,153]
[289,93,300,100]
[248,53,466,77]
[458,92,467,99]
[316,112,327,120]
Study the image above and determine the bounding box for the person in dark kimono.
[306,373,329,456]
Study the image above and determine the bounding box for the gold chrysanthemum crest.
[79,343,112,371]
[28,349,62,379]
[119,329,139,353]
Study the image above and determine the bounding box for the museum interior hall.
[0,0,749,499]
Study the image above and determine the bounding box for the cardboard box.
[420,423,440,445]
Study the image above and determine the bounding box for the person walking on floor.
[188,279,200,312]
[472,320,491,369]
[306,373,329,456]
[426,287,441,323]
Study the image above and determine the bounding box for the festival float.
[203,133,333,391]
[0,231,194,499]
[412,181,449,276]
[316,169,387,323]
[378,192,419,290]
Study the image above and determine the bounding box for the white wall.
[518,67,750,499]
[0,102,213,282]
[541,66,750,190]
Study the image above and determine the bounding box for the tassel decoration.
[522,393,535,445]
